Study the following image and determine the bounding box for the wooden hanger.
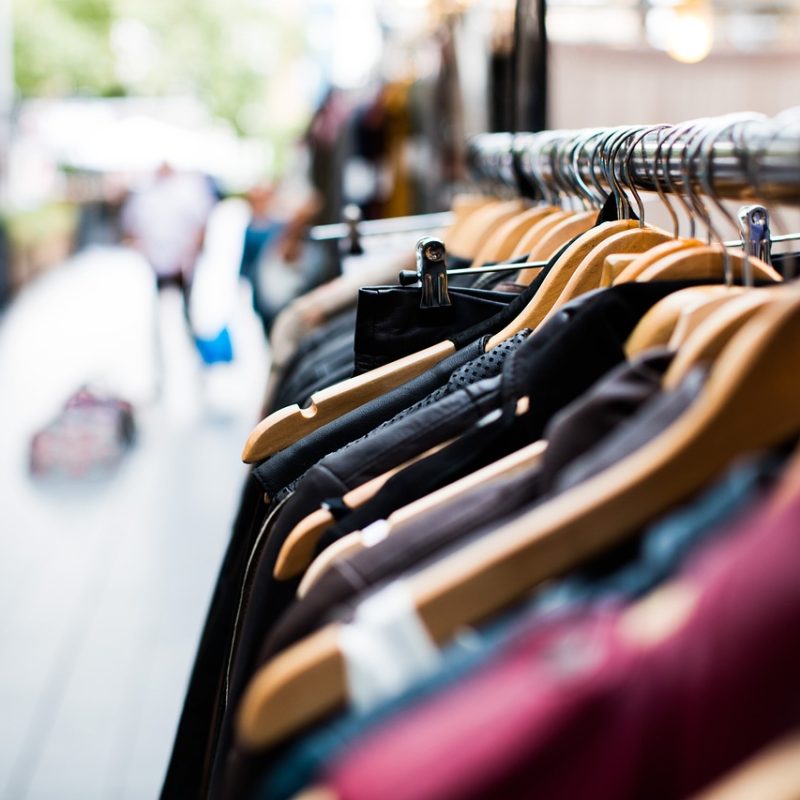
[297,534,368,598]
[292,788,336,800]
[690,731,800,800]
[243,341,456,463]
[662,286,787,390]
[243,216,673,465]
[635,246,782,284]
[552,226,674,306]
[447,199,526,259]
[244,215,615,463]
[442,196,499,255]
[237,290,800,749]
[468,205,557,267]
[274,439,454,579]
[668,290,749,349]
[485,219,639,348]
[612,239,705,284]
[516,210,597,283]
[509,209,571,259]
[624,285,739,358]
[297,439,548,596]
[601,253,637,285]
[623,248,780,357]
[279,396,535,581]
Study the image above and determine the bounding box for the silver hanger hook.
[697,113,767,237]
[604,128,631,218]
[662,118,713,240]
[609,125,650,222]
[697,113,769,286]
[553,133,584,209]
[733,112,790,236]
[544,133,570,207]
[595,126,628,215]
[527,131,560,206]
[681,121,718,244]
[572,129,607,208]
[624,124,672,229]
[563,130,595,209]
[585,128,613,205]
[590,127,624,207]
[516,132,549,205]
[652,125,681,237]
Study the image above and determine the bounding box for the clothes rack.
[470,113,800,203]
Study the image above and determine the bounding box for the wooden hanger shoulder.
[520,210,597,277]
[237,292,800,750]
[297,533,365,598]
[601,253,637,285]
[443,197,500,254]
[242,340,455,464]
[612,238,704,284]
[624,285,737,358]
[298,438,548,596]
[691,732,800,800]
[468,205,556,267]
[668,290,748,350]
[485,220,638,349]
[274,439,454,579]
[554,226,673,306]
[448,199,526,259]
[510,209,571,259]
[635,246,783,284]
[663,286,784,390]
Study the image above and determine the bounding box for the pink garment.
[325,488,800,800]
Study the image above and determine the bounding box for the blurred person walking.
[122,163,216,319]
[121,163,216,396]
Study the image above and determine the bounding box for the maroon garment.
[324,487,800,800]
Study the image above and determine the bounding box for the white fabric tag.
[361,519,390,548]
[339,581,442,714]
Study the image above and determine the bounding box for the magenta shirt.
[324,487,800,800]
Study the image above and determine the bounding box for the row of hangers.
[234,109,800,759]
[243,110,798,465]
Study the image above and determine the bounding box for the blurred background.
[0,1,798,798]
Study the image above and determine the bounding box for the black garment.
[270,308,358,413]
[161,472,267,800]
[353,284,522,374]
[167,249,564,799]
[554,365,707,494]
[280,329,532,499]
[204,334,532,798]
[213,283,700,799]
[219,354,701,800]
[275,328,355,410]
[260,348,675,660]
[253,337,487,500]
[252,241,575,501]
[315,281,705,551]
[164,237,577,798]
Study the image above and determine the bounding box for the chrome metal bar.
[310,211,455,242]
[473,112,800,205]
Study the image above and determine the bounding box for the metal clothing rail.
[309,210,455,242]
[469,111,800,204]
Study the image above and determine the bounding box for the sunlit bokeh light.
[663,1,715,64]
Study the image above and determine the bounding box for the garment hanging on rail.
[163,109,800,800]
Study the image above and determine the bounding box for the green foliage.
[14,0,120,96]
[12,0,310,137]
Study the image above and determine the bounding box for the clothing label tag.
[339,581,442,714]
[361,519,390,548]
